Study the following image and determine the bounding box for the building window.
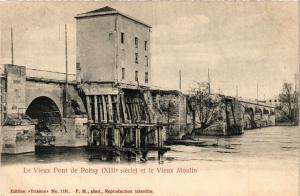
[145,72,148,83]
[109,33,113,40]
[135,71,138,82]
[135,53,138,64]
[122,68,125,80]
[135,37,138,48]
[121,32,125,44]
[145,41,147,51]
[145,56,148,67]
[76,62,81,70]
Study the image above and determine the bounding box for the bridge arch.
[26,96,62,125]
[244,107,255,129]
[263,108,270,115]
[245,107,254,116]
[25,81,64,117]
[255,107,263,118]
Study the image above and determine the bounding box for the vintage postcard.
[0,1,299,196]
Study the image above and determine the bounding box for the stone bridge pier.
[1,64,88,154]
[0,64,277,153]
[240,100,275,130]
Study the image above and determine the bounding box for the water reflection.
[1,126,299,166]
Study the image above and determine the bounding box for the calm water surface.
[1,126,299,166]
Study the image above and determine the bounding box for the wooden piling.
[135,128,141,148]
[157,127,163,148]
[114,128,121,147]
[126,102,132,123]
[94,95,99,123]
[116,95,121,123]
[84,89,170,162]
[86,96,92,120]
[99,96,103,122]
[102,96,107,123]
[107,95,113,122]
[120,94,128,123]
[101,128,107,147]
[135,99,141,122]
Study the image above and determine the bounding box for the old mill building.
[0,6,275,158]
[76,6,151,86]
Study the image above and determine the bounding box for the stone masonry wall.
[151,91,187,139]
[53,117,88,147]
[2,125,35,154]
[5,64,26,119]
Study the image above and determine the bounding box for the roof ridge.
[75,6,152,28]
[83,6,118,14]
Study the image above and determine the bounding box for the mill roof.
[75,6,151,28]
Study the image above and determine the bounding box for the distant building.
[76,6,151,87]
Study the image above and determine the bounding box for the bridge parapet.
[1,64,77,83]
[26,68,76,83]
[237,97,275,108]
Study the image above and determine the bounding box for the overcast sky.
[0,1,298,99]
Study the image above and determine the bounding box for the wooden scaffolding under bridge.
[81,85,170,162]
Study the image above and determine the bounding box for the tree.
[188,82,224,129]
[279,83,292,116]
[157,97,176,124]
[278,82,299,123]
[152,93,177,124]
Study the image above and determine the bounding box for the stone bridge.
[0,64,276,153]
[1,64,88,153]
[237,98,275,129]
[192,96,276,137]
[0,64,165,155]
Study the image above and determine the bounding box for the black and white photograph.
[0,1,299,196]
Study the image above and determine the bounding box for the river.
[1,126,299,196]
[1,126,299,167]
